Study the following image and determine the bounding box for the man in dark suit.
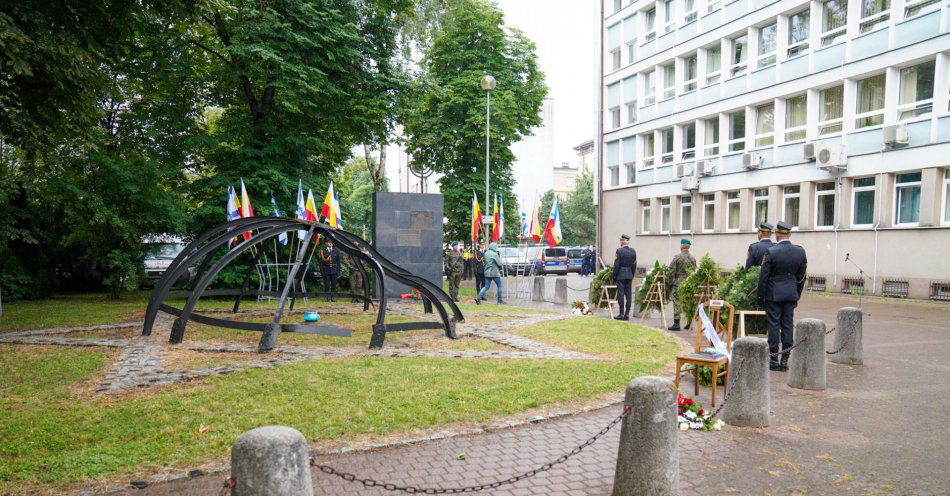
[612,234,637,321]
[319,239,341,301]
[745,222,775,269]
[758,221,807,371]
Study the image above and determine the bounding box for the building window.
[642,133,656,168]
[684,54,698,92]
[645,8,657,41]
[898,60,935,121]
[816,181,836,228]
[860,0,890,33]
[852,176,876,226]
[641,200,653,233]
[624,75,637,125]
[895,172,921,225]
[727,191,741,231]
[757,23,777,68]
[608,166,620,186]
[755,103,775,147]
[943,169,950,224]
[818,85,844,135]
[681,195,693,232]
[607,140,620,188]
[627,42,637,64]
[754,188,769,226]
[707,0,721,13]
[682,123,696,160]
[627,102,637,124]
[660,128,674,164]
[705,45,722,84]
[684,0,698,23]
[661,198,672,233]
[626,161,637,184]
[821,0,847,46]
[663,0,675,33]
[611,107,621,128]
[623,136,636,185]
[783,185,800,227]
[905,0,939,18]
[644,70,656,105]
[730,34,748,77]
[785,94,807,141]
[704,117,720,156]
[856,73,886,128]
[788,9,810,57]
[728,110,746,152]
[614,0,623,13]
[662,64,675,100]
[703,194,716,231]
[611,49,622,70]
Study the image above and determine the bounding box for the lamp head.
[480,75,496,91]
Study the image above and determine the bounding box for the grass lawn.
[0,313,675,493]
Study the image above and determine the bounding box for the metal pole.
[485,90,491,220]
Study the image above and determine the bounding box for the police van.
[537,247,569,275]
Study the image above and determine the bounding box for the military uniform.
[319,243,340,301]
[473,247,486,295]
[758,221,807,371]
[462,248,474,280]
[444,244,464,301]
[745,223,775,269]
[668,239,697,330]
[612,235,637,320]
[342,254,365,301]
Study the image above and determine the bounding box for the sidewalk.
[113,287,950,495]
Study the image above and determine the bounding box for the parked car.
[142,235,192,283]
[567,247,585,273]
[538,247,569,275]
[500,245,542,275]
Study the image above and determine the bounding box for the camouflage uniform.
[343,254,365,301]
[444,248,464,301]
[668,249,697,320]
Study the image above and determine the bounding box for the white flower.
[684,411,696,419]
[713,422,722,431]
[679,422,689,431]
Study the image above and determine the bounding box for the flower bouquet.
[569,300,593,315]
[677,393,724,431]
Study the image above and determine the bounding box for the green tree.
[403,0,547,242]
[560,173,596,245]
[332,156,389,240]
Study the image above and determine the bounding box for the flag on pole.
[226,185,241,247]
[491,193,500,242]
[305,189,319,222]
[320,182,339,228]
[239,178,255,240]
[543,196,562,248]
[529,193,542,244]
[270,194,288,246]
[520,210,528,237]
[295,180,307,239]
[470,191,481,244]
[332,189,343,230]
[499,195,505,241]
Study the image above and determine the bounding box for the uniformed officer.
[668,239,697,331]
[612,234,637,321]
[319,239,341,301]
[342,253,365,302]
[443,241,464,302]
[745,222,775,269]
[758,221,808,371]
[473,243,486,296]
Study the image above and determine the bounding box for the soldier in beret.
[668,238,696,331]
[612,234,637,321]
[758,221,808,371]
[745,222,775,269]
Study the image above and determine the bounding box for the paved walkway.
[111,279,950,496]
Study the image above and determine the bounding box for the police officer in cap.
[612,234,637,320]
[757,221,807,371]
[745,222,775,269]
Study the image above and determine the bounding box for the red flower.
[698,409,704,415]
[685,398,694,406]
[677,394,685,405]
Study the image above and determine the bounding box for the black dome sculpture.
[142,217,463,351]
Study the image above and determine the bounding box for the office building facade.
[598,0,950,299]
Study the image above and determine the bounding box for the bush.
[589,266,614,305]
[676,254,721,323]
[635,260,671,313]
[715,265,766,335]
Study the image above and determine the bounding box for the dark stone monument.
[373,192,444,298]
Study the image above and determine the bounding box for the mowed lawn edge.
[0,316,675,493]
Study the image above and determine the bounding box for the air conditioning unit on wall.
[676,163,694,178]
[815,143,847,171]
[803,143,816,161]
[883,124,909,146]
[696,160,714,176]
[681,175,699,191]
[742,152,763,170]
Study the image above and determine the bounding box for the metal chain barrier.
[769,335,809,358]
[311,405,632,494]
[707,357,745,419]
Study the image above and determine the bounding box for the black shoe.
[620,315,629,321]
[497,300,507,305]
[769,361,783,371]
[614,315,624,320]
[474,297,481,305]
[668,319,681,331]
[779,352,790,371]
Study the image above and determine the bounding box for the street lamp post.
[480,75,496,243]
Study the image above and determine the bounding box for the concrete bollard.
[723,337,770,428]
[612,376,678,496]
[787,319,826,390]
[532,276,545,302]
[231,426,314,496]
[831,307,863,365]
[554,277,568,304]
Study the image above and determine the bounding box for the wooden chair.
[597,285,618,316]
[674,300,735,407]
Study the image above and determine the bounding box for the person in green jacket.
[475,242,505,304]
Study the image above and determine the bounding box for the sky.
[385,0,599,209]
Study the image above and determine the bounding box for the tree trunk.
[377,143,386,191]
